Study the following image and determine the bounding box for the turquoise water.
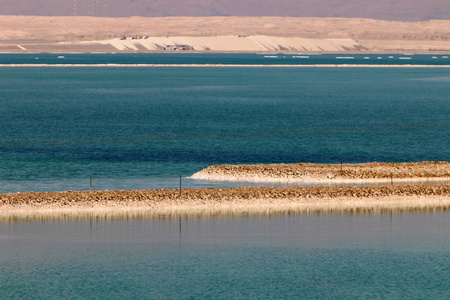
[0,52,449,66]
[1,212,449,299]
[1,66,450,192]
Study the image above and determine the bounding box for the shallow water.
[0,211,448,299]
[1,66,449,193]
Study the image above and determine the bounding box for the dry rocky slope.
[0,16,449,53]
[192,161,450,182]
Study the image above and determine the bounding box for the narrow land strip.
[1,185,449,220]
[191,161,450,184]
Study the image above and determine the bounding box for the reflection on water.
[0,211,449,299]
[1,204,449,223]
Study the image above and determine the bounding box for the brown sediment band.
[191,161,450,182]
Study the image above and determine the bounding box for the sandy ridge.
[1,185,450,214]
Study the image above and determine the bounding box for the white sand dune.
[85,35,361,52]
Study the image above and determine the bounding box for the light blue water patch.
[411,76,450,82]
[1,67,449,192]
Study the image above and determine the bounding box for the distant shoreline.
[1,50,449,54]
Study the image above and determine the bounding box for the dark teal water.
[1,66,449,192]
[1,212,449,299]
[0,52,449,66]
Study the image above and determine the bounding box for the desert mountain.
[0,0,449,21]
[0,16,449,53]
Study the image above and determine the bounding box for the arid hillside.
[0,16,449,52]
[0,0,449,21]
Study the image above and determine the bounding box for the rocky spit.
[191,161,450,182]
[1,184,449,220]
[2,162,450,219]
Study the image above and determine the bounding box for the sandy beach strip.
[1,185,449,220]
[191,161,450,184]
[1,63,450,68]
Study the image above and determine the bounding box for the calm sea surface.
[1,61,449,192]
[1,212,449,299]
